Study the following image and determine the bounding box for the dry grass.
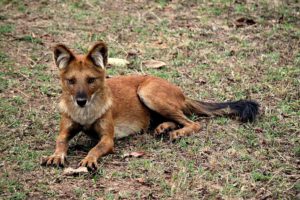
[0,0,299,199]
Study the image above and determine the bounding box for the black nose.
[76,98,87,107]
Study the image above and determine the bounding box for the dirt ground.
[0,0,299,199]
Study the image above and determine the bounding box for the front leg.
[79,110,114,170]
[41,114,80,167]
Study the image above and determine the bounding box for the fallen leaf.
[227,77,236,82]
[281,113,289,118]
[234,0,246,4]
[195,78,207,85]
[254,128,264,133]
[151,40,168,49]
[208,156,218,171]
[227,148,237,156]
[201,147,212,154]
[123,151,145,158]
[142,60,166,69]
[235,17,256,28]
[127,49,139,57]
[63,166,88,176]
[107,58,130,67]
[136,178,146,184]
[136,178,152,186]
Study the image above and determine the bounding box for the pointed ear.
[87,41,108,69]
[53,44,75,70]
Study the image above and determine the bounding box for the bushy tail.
[184,99,259,122]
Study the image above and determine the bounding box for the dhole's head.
[53,42,108,108]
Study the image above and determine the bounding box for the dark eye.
[67,78,76,85]
[87,77,96,84]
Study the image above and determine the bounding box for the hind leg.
[161,112,201,140]
[138,77,201,140]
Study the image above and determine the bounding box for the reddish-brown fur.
[42,41,259,170]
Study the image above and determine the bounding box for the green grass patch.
[18,35,42,44]
[0,175,27,200]
[0,98,20,127]
[251,171,272,182]
[6,144,41,171]
[0,24,14,34]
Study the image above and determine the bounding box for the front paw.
[79,156,98,171]
[41,153,66,167]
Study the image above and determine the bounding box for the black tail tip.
[231,100,260,123]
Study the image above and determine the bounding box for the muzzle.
[75,92,88,107]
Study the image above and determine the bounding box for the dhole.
[42,41,259,170]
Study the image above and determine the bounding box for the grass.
[0,24,14,34]
[18,35,43,44]
[0,0,299,199]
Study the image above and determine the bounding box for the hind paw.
[154,122,177,136]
